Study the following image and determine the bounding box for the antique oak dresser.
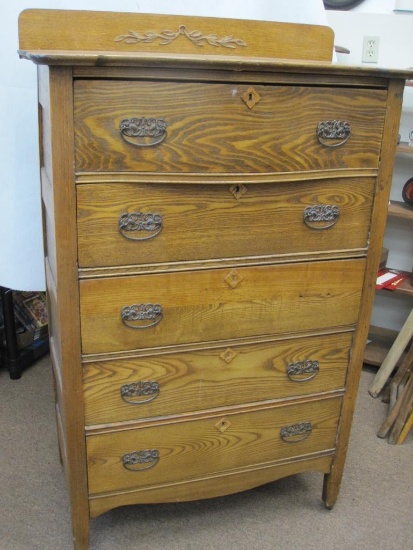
[18,9,409,549]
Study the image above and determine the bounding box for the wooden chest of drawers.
[19,9,410,550]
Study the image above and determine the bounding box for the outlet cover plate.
[362,36,380,63]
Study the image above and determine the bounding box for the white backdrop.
[0,0,330,291]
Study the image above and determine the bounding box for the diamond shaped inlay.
[220,348,239,364]
[224,269,244,289]
[241,87,261,109]
[229,184,248,200]
[215,417,231,433]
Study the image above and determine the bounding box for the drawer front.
[79,259,365,354]
[83,332,351,425]
[74,80,386,173]
[77,178,374,268]
[86,396,341,495]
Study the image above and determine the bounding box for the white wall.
[328,5,413,331]
[344,0,396,12]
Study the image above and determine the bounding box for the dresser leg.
[322,470,341,510]
[71,514,89,550]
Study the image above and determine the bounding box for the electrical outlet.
[362,36,380,63]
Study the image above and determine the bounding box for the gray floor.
[0,355,412,550]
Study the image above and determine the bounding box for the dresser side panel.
[39,65,90,547]
[323,78,406,508]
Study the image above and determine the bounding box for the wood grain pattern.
[83,332,352,425]
[18,9,334,62]
[322,79,406,509]
[73,80,386,173]
[40,171,58,283]
[86,396,341,496]
[72,65,391,89]
[89,453,333,517]
[77,177,374,268]
[79,259,365,355]
[38,65,90,549]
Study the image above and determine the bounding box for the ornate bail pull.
[119,117,167,147]
[304,205,339,230]
[122,450,160,471]
[286,360,320,382]
[317,120,351,147]
[118,212,163,241]
[120,381,160,404]
[280,422,312,443]
[121,304,163,329]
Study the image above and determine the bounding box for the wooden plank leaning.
[377,371,413,439]
[388,373,413,444]
[397,408,413,444]
[389,343,413,408]
[369,308,413,398]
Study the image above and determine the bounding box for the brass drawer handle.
[317,120,351,147]
[120,117,167,147]
[121,304,163,329]
[120,381,160,404]
[304,204,339,230]
[280,422,312,443]
[119,212,163,241]
[122,450,159,471]
[287,360,320,382]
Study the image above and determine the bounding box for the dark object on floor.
[402,177,413,206]
[0,287,49,379]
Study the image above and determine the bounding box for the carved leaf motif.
[115,26,247,49]
[189,30,203,38]
[161,30,178,38]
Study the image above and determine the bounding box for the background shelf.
[388,200,413,220]
[397,142,413,154]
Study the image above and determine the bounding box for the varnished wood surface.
[78,250,368,281]
[79,259,365,355]
[86,396,341,496]
[74,80,386,173]
[19,50,413,84]
[38,65,90,549]
[75,168,379,185]
[322,79,406,509]
[73,65,392,89]
[19,9,334,62]
[77,178,374,268]
[18,9,410,545]
[83,332,352,425]
[89,453,333,517]
[40,170,58,283]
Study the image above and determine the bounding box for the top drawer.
[73,80,386,173]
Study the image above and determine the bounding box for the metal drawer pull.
[304,204,339,230]
[280,422,312,443]
[120,381,160,404]
[122,450,159,471]
[317,120,351,147]
[121,304,163,329]
[119,117,167,147]
[287,360,320,382]
[119,212,163,241]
